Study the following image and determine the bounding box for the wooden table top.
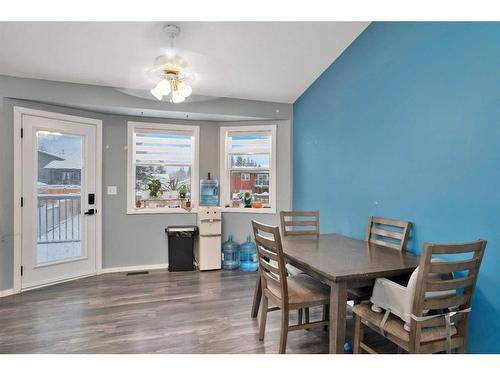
[282,233,420,283]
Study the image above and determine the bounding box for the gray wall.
[0,75,292,291]
[101,113,218,268]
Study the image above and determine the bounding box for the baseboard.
[101,263,168,274]
[0,288,16,298]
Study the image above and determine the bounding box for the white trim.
[101,263,168,274]
[127,208,198,215]
[13,106,103,290]
[219,124,277,214]
[21,272,95,292]
[222,207,275,214]
[95,116,103,274]
[0,289,16,298]
[127,121,200,215]
[13,108,22,293]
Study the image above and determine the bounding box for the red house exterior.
[230,172,269,196]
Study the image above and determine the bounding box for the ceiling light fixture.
[150,25,193,103]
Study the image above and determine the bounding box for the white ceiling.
[0,22,368,103]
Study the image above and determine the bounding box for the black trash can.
[165,226,198,272]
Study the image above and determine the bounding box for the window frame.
[127,121,200,214]
[219,124,277,214]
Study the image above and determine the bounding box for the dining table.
[251,233,421,353]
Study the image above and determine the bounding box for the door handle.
[84,209,96,215]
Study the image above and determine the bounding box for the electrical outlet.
[107,186,118,195]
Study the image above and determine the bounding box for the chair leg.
[298,309,303,325]
[322,305,329,331]
[353,314,363,354]
[259,296,268,341]
[251,273,262,318]
[279,309,289,354]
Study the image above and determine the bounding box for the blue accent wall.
[293,22,500,353]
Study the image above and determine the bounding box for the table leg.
[251,271,262,318]
[329,281,347,354]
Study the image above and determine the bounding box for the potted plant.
[243,191,253,208]
[179,184,188,199]
[148,179,162,199]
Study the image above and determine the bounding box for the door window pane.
[36,131,82,264]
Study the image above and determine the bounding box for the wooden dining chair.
[348,216,412,304]
[365,216,412,252]
[252,220,330,354]
[279,211,321,324]
[280,211,320,238]
[353,239,487,354]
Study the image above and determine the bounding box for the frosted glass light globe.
[171,91,186,103]
[156,79,172,95]
[178,82,192,98]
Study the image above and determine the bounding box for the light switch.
[107,186,118,195]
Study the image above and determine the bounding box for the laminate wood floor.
[0,269,396,354]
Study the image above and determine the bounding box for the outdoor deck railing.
[37,194,81,244]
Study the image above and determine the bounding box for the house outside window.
[220,125,276,213]
[127,122,199,214]
[256,173,269,187]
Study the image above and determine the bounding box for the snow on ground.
[37,214,81,263]
[37,241,81,263]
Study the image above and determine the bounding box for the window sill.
[127,208,198,215]
[222,207,276,214]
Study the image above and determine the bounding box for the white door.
[20,112,99,289]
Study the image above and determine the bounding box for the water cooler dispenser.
[196,206,222,271]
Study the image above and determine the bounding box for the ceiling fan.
[150,25,193,103]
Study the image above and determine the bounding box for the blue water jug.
[200,172,219,207]
[222,235,240,270]
[240,235,258,272]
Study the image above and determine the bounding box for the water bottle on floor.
[240,235,258,272]
[222,235,240,270]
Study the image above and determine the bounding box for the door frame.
[13,106,103,293]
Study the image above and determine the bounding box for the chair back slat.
[260,264,281,290]
[256,246,280,262]
[423,294,470,311]
[410,239,487,346]
[426,276,474,292]
[255,233,279,252]
[429,259,477,274]
[365,216,412,252]
[260,257,281,275]
[280,211,320,236]
[369,238,401,250]
[252,220,288,306]
[371,228,403,240]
